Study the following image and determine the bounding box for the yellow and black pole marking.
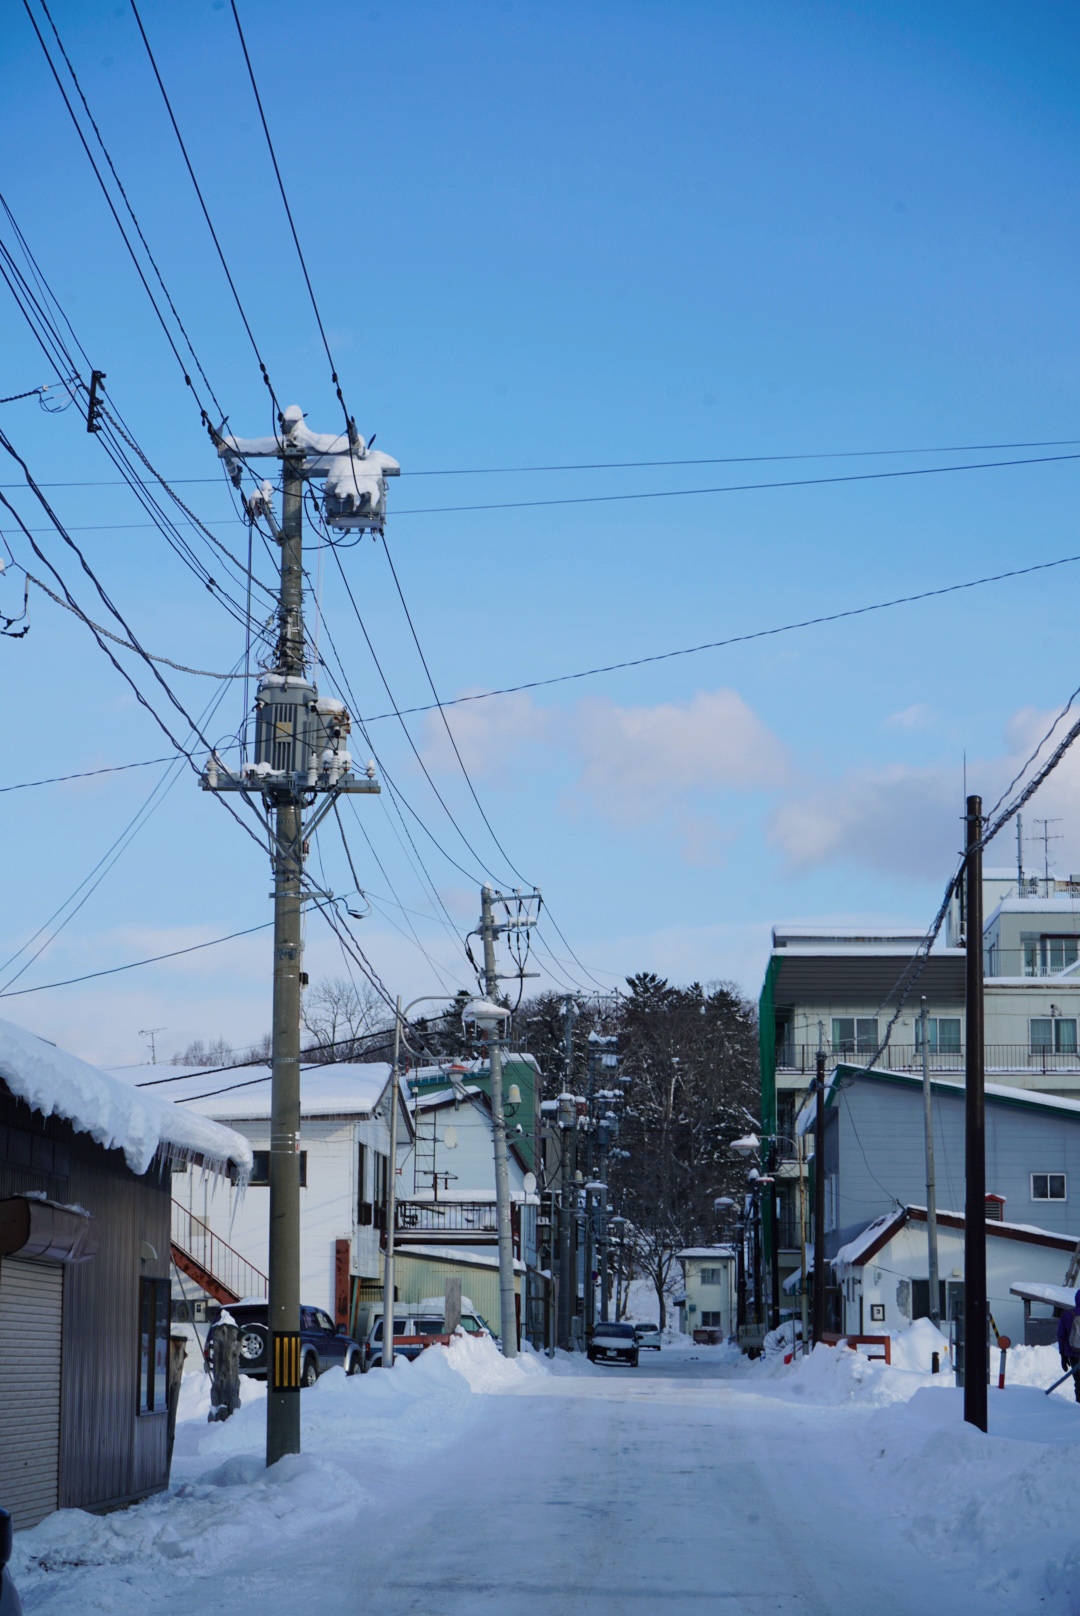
[272,1331,301,1392]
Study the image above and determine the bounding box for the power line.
[389,450,1080,518]
[359,545,1080,720]
[0,921,272,999]
[0,755,196,793]
[8,435,1080,489]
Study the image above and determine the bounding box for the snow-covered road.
[13,1336,1080,1614]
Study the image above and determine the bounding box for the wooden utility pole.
[812,1048,827,1344]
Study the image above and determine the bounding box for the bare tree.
[171,1036,236,1067]
[301,976,385,1062]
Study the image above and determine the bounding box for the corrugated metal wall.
[394,1253,506,1333]
[0,1258,63,1528]
[0,1087,171,1517]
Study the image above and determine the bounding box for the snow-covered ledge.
[0,1017,252,1182]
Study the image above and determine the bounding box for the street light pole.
[382,998,402,1370]
[812,1048,827,1345]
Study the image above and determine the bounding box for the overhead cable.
[0,920,273,999]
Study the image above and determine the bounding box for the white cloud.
[569,689,790,824]
[418,691,552,777]
[769,763,963,880]
[884,703,933,731]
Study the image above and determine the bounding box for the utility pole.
[204,406,391,1465]
[812,1047,827,1345]
[768,1144,781,1332]
[558,996,578,1349]
[964,795,988,1431]
[475,886,540,1357]
[920,998,941,1329]
[382,999,402,1370]
[797,1130,809,1354]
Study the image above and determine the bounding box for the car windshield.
[595,1322,635,1337]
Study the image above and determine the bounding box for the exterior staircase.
[171,1200,267,1305]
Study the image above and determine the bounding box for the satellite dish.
[523,1171,537,1195]
[443,1126,458,1150]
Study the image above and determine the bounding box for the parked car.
[364,1306,492,1368]
[205,1301,363,1385]
[633,1322,662,1351]
[0,1508,23,1616]
[588,1320,639,1367]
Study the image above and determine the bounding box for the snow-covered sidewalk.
[12,1330,1080,1613]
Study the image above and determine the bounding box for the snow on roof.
[1010,1281,1077,1310]
[677,1246,736,1258]
[110,1061,395,1121]
[396,1244,526,1273]
[832,1211,906,1268]
[797,1060,1080,1135]
[0,1017,251,1179]
[833,1206,1075,1271]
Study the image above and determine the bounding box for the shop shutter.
[0,1257,63,1528]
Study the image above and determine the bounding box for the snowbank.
[10,1335,541,1610]
[757,1319,956,1406]
[0,1017,251,1178]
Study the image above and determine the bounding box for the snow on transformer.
[252,676,356,791]
[217,404,399,533]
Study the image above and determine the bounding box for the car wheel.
[238,1323,268,1366]
[301,1355,318,1388]
[632,1353,639,1367]
[345,1351,360,1376]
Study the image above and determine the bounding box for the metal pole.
[797,1131,809,1354]
[769,1144,781,1331]
[480,887,518,1358]
[558,1000,577,1348]
[266,455,305,1467]
[964,795,988,1431]
[920,997,941,1329]
[382,998,402,1370]
[812,1048,827,1345]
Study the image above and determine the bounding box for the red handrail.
[171,1200,267,1304]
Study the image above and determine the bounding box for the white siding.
[0,1258,63,1528]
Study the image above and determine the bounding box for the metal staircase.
[171,1200,267,1305]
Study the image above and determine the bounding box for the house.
[677,1246,736,1337]
[831,1204,1074,1344]
[803,1060,1080,1327]
[395,1078,541,1344]
[759,866,1080,1295]
[117,1061,411,1333]
[0,1018,250,1529]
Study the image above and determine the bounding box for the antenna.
[1034,817,1063,894]
[138,1027,165,1064]
[1017,812,1025,893]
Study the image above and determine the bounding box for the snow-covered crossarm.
[0,1017,252,1181]
[218,403,399,532]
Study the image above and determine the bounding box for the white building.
[677,1246,736,1337]
[831,1203,1075,1347]
[115,1061,409,1331]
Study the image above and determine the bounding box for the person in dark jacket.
[1056,1290,1080,1401]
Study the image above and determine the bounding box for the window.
[1024,936,1080,976]
[250,1149,307,1186]
[138,1277,171,1415]
[700,1311,723,1327]
[1032,1173,1067,1201]
[357,1143,367,1222]
[1030,1020,1077,1055]
[373,1152,389,1231]
[699,1267,724,1286]
[832,1017,878,1055]
[915,1017,962,1054]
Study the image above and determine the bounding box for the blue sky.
[2,0,1080,1063]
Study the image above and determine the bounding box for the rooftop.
[110,1060,396,1121]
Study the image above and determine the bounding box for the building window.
[832,1018,878,1055]
[138,1277,171,1415]
[700,1312,723,1327]
[250,1149,307,1187]
[373,1152,389,1232]
[1031,1173,1067,1201]
[1030,1019,1078,1055]
[915,1017,961,1054]
[1024,936,1080,976]
[699,1267,724,1286]
[356,1142,367,1222]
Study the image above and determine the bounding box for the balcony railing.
[396,1200,499,1234]
[776,1043,1080,1075]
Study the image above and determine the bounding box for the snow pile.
[12,1336,532,1609]
[0,1016,251,1179]
[863,1384,1080,1607]
[762,1323,955,1406]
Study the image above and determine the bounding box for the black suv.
[205,1302,363,1386]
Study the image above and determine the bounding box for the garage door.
[0,1257,63,1528]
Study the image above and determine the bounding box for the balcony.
[776,1043,1080,1076]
